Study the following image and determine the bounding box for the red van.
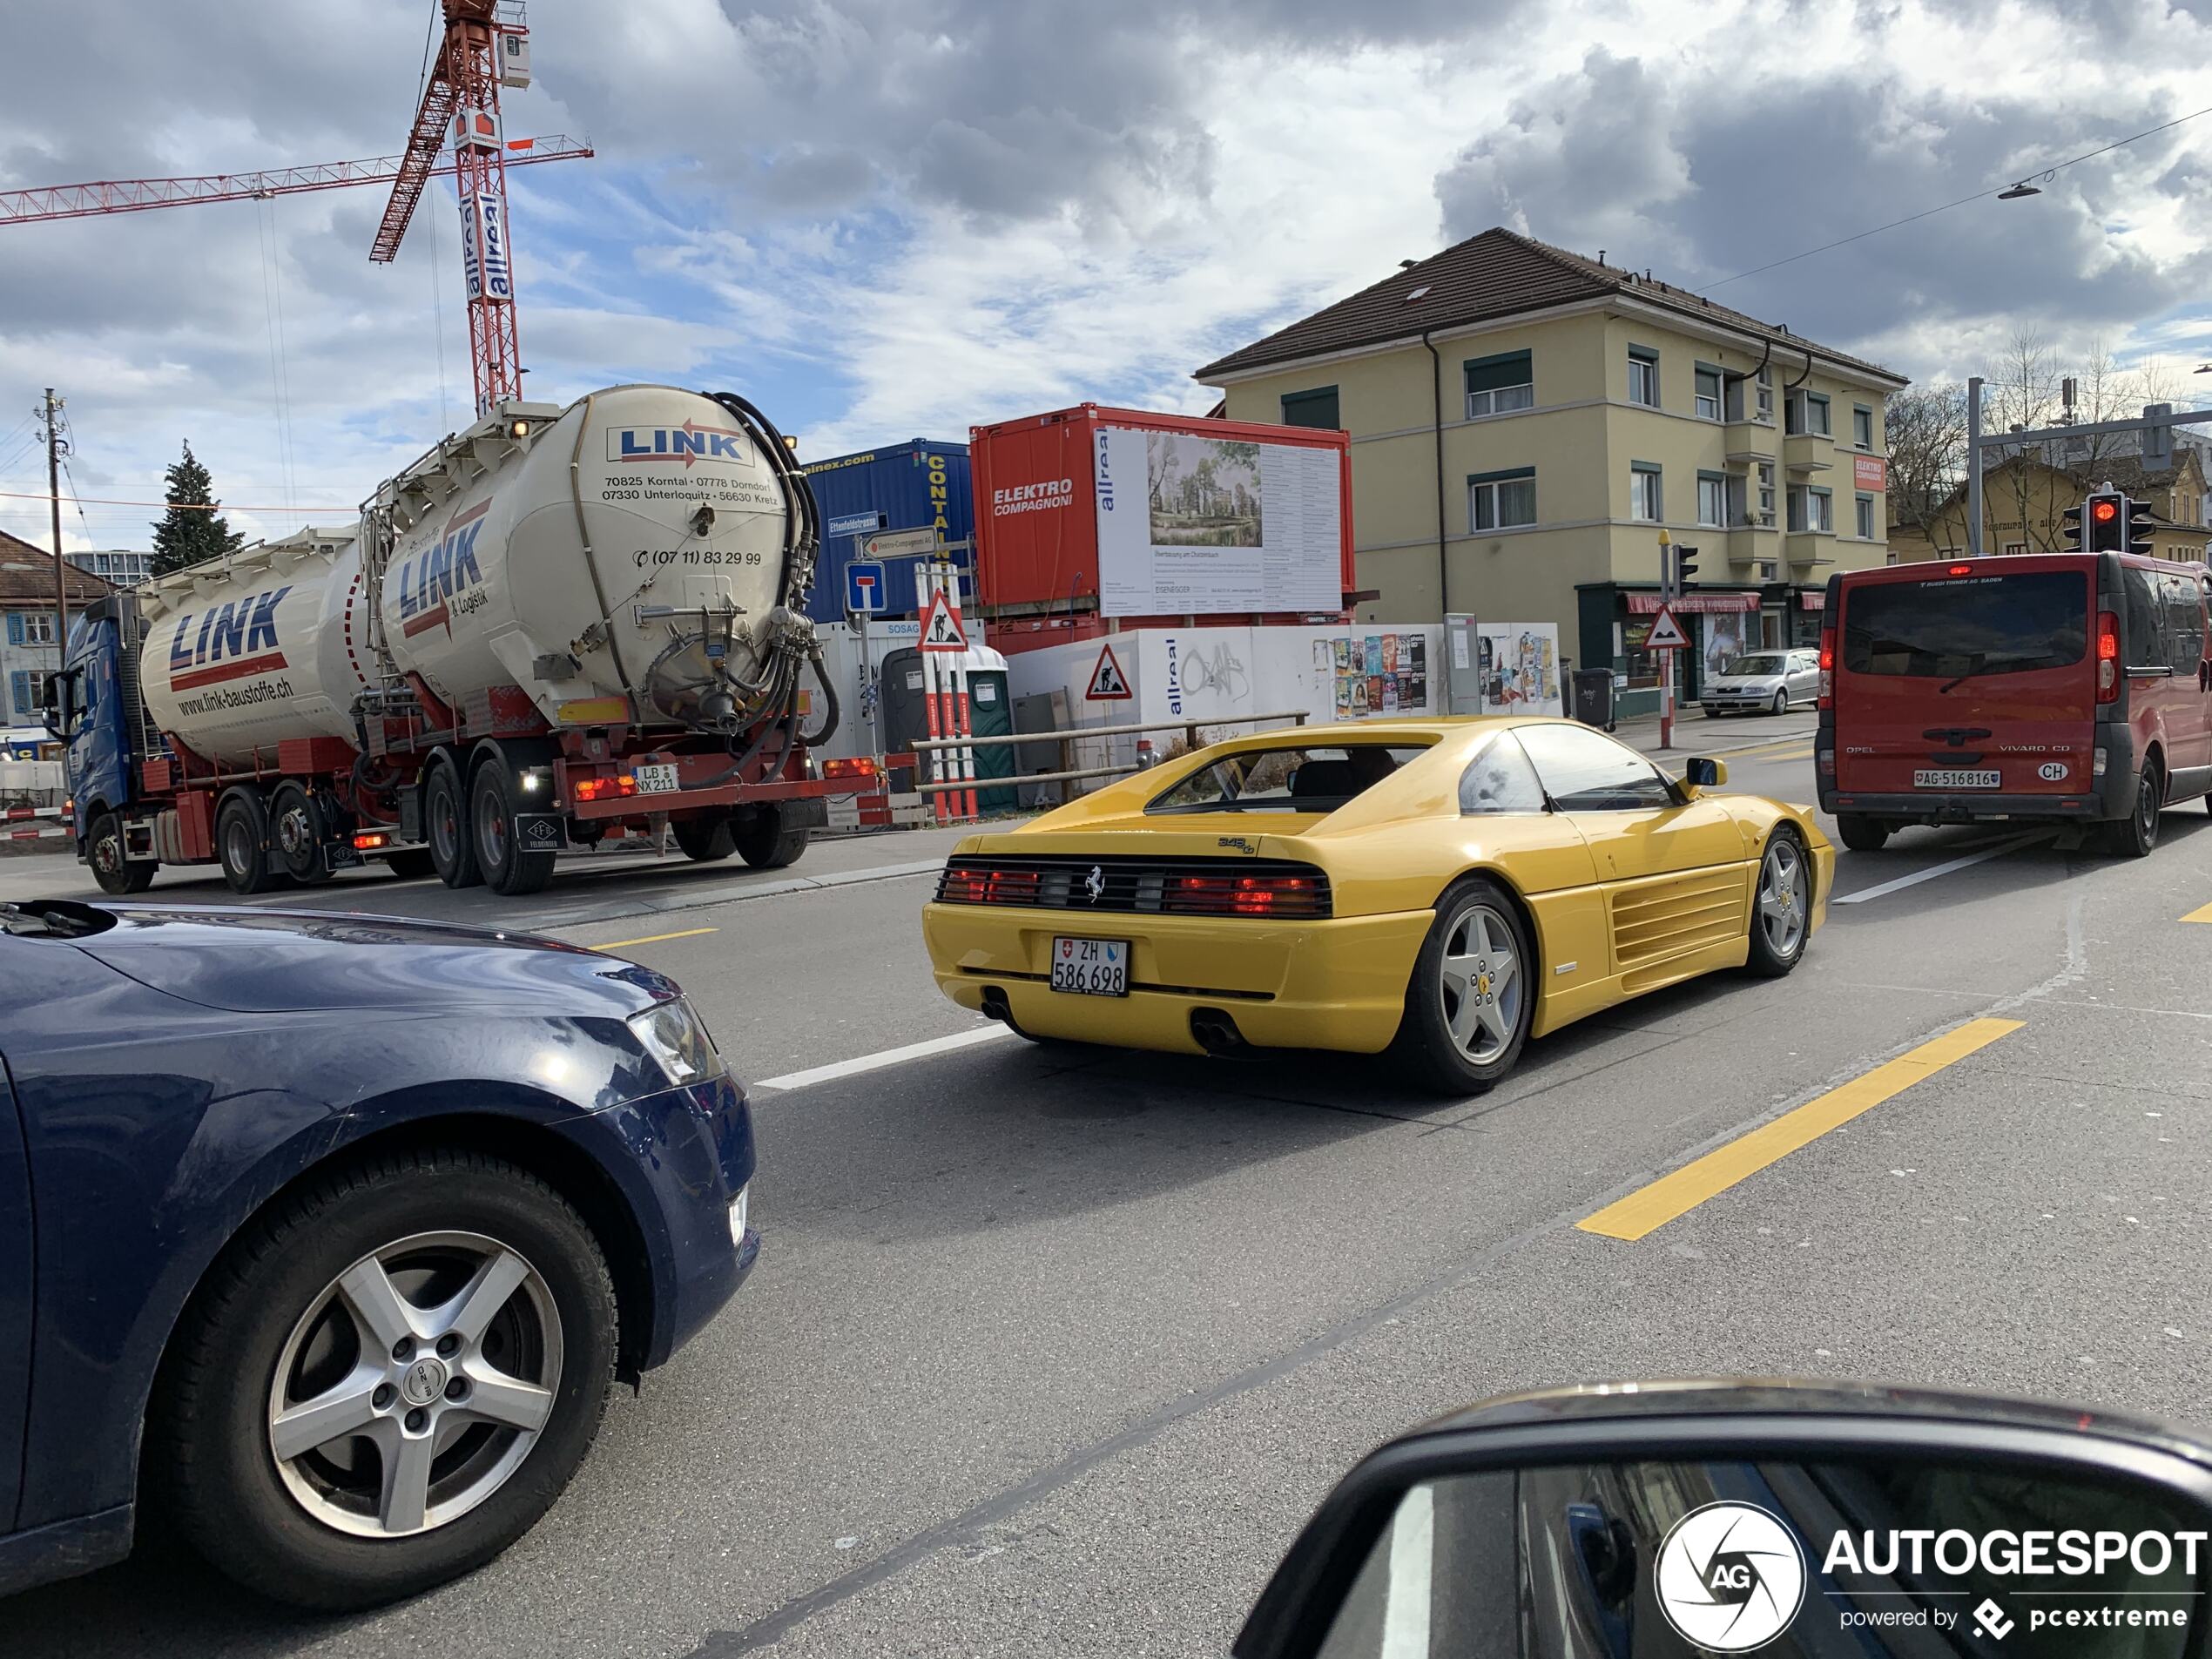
[1817,552,2212,857]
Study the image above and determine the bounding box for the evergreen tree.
[150,442,245,576]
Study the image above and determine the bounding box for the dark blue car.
[0,899,758,1610]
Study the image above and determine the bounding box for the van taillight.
[2097,610,2120,703]
[1817,626,1836,709]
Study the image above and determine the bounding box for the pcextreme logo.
[1655,1502,1807,1652]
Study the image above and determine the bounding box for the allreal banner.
[1094,425,1342,617]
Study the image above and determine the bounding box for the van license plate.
[1913,769,2000,789]
[1051,936,1129,997]
[633,763,680,793]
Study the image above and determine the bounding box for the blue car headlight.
[627,997,726,1088]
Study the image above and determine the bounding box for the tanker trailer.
[55,385,870,898]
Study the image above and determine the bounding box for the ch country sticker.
[397,500,491,637]
[604,419,753,468]
[168,585,292,690]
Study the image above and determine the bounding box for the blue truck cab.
[50,595,160,894]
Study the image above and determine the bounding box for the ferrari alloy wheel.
[1746,832,1810,978]
[1392,877,1535,1096]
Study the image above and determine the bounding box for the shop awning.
[1800,591,1827,610]
[1626,592,1759,614]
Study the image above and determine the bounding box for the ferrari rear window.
[1146,744,1430,814]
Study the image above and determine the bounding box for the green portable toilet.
[963,646,1017,813]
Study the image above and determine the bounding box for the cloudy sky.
[3,0,2208,553]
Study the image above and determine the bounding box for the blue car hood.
[72,904,677,1015]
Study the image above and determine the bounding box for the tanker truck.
[51,384,874,898]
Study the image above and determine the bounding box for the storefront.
[1576,581,1829,718]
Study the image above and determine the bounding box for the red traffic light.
[2092,500,2119,523]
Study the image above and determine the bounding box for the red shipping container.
[969,404,1352,624]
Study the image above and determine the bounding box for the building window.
[10,610,57,646]
[2003,541,2027,557]
[1787,485,1835,532]
[1756,363,1774,421]
[1694,366,1723,421]
[1798,392,1831,436]
[1757,462,1777,529]
[1629,462,1662,523]
[1463,351,1534,418]
[1279,386,1339,429]
[9,669,51,717]
[1468,468,1537,532]
[1696,473,1727,528]
[1853,404,1874,451]
[1627,347,1659,408]
[1855,494,1876,540]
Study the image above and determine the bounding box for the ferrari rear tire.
[1745,830,1811,979]
[1390,876,1534,1097]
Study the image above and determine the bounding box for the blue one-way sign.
[846,560,887,617]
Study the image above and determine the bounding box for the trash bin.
[1572,669,1616,732]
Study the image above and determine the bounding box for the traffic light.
[2086,491,2126,554]
[2061,502,2085,551]
[1675,545,1700,590]
[2124,498,2158,557]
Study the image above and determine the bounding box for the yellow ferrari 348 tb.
[921,718,1831,1094]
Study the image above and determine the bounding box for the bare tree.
[1980,328,2064,551]
[1884,383,1968,545]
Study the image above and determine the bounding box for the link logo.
[1656,1501,1807,1651]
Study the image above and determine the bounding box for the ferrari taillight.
[1164,873,1325,918]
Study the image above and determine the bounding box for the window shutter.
[6,612,22,646]
[1463,352,1532,396]
[10,671,27,715]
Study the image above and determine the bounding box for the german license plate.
[633,763,680,794]
[1050,936,1129,997]
[1913,769,2001,789]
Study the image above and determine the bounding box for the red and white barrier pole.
[945,562,977,820]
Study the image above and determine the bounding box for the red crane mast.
[373,0,533,415]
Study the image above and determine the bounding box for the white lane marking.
[752,1023,1017,1092]
[1832,831,2051,905]
[1380,1481,1433,1659]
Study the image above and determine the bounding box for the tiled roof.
[0,529,115,605]
[1194,226,1904,386]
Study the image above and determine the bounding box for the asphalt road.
[10,710,2212,1657]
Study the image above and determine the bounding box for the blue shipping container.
[799,439,974,624]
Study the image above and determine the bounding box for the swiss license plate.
[1913,769,2001,789]
[633,763,680,794]
[1050,935,1129,997]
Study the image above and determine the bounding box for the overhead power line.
[1698,103,2212,293]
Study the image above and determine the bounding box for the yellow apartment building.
[1891,449,2209,564]
[1195,228,1906,714]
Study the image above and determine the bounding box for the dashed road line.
[1833,831,2051,905]
[752,1023,1017,1092]
[592,926,719,951]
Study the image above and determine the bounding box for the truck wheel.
[1834,814,1889,853]
[88,811,155,895]
[733,806,806,870]
[217,793,286,895]
[426,762,481,890]
[672,815,737,863]
[269,782,333,885]
[152,1146,617,1611]
[471,759,556,897]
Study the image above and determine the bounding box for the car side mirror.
[1683,756,1727,793]
[40,670,72,739]
[1234,1380,2212,1659]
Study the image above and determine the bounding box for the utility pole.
[43,388,66,645]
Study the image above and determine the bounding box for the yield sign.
[1085,641,1133,700]
[919,589,968,651]
[1643,604,1690,651]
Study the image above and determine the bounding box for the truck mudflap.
[513,813,569,853]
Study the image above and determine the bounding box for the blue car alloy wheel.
[155,1147,619,1611]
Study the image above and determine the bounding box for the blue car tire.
[154,1145,618,1610]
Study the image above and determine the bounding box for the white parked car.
[1701,649,1819,717]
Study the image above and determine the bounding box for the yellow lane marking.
[1711,732,1819,759]
[1576,1017,2025,1242]
[593,927,719,951]
[2184,901,2212,924]
[1751,746,1814,762]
